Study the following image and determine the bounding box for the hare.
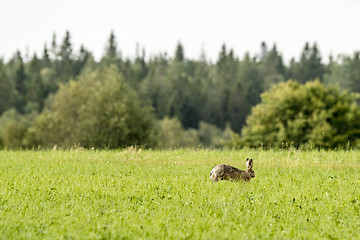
[210,158,255,182]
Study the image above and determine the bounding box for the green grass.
[0,149,359,239]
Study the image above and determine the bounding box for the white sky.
[1,0,359,64]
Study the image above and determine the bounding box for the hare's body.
[210,158,255,182]
[210,164,250,182]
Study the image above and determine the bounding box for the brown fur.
[210,158,255,182]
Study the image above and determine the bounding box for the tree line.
[0,31,360,149]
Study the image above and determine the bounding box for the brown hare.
[210,158,255,182]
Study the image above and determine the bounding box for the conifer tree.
[260,42,268,61]
[174,42,184,62]
[13,51,27,113]
[259,44,286,89]
[105,31,118,59]
[345,51,360,92]
[292,42,325,83]
[26,54,44,110]
[50,33,57,60]
[0,60,14,114]
[41,44,51,68]
[74,45,92,75]
[56,30,74,82]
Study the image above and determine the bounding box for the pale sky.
[1,0,359,64]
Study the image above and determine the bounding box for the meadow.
[0,148,359,239]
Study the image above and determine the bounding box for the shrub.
[241,80,360,149]
[29,66,155,148]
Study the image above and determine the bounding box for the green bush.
[29,65,155,148]
[241,80,360,149]
[155,117,200,148]
[0,109,34,148]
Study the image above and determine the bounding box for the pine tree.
[26,54,44,111]
[174,42,184,62]
[59,31,73,61]
[56,30,74,82]
[230,53,262,132]
[50,33,57,60]
[74,45,92,76]
[217,44,227,67]
[293,42,325,83]
[308,43,324,82]
[13,51,27,113]
[41,44,51,68]
[133,48,148,85]
[259,44,286,89]
[345,51,360,92]
[260,42,268,61]
[105,31,118,59]
[211,44,239,128]
[0,60,14,114]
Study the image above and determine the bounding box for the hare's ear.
[246,158,253,169]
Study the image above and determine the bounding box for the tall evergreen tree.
[291,42,325,83]
[139,54,169,118]
[13,51,28,113]
[74,45,92,76]
[260,42,268,61]
[26,54,44,111]
[259,44,286,89]
[50,33,57,60]
[174,42,184,62]
[105,31,118,59]
[165,58,204,129]
[163,44,197,128]
[59,31,73,62]
[41,44,51,68]
[0,60,14,114]
[217,44,228,67]
[211,44,239,128]
[132,48,148,87]
[56,31,74,82]
[307,43,324,81]
[101,31,121,68]
[229,53,262,132]
[345,51,360,92]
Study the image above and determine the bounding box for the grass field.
[0,148,359,239]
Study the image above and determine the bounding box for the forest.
[1,31,360,149]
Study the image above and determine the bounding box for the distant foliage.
[155,117,199,148]
[1,31,360,149]
[29,66,154,148]
[0,109,36,148]
[241,81,360,149]
[153,118,233,149]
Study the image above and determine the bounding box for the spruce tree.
[13,52,27,113]
[346,52,360,92]
[174,42,184,62]
[41,44,51,68]
[0,60,14,114]
[105,31,118,59]
[50,33,57,60]
[57,31,74,82]
[294,42,325,83]
[26,54,44,111]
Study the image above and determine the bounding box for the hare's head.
[246,158,255,178]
